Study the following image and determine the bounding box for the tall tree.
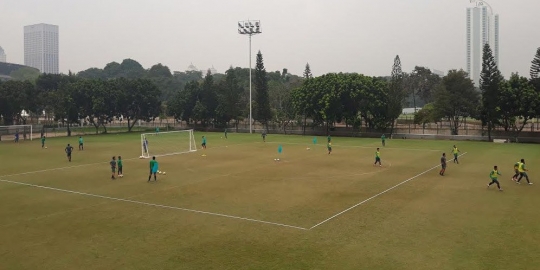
[303,63,313,79]
[405,67,441,109]
[530,47,540,79]
[479,43,504,141]
[215,67,243,129]
[116,78,162,131]
[434,70,479,135]
[200,70,218,126]
[499,73,540,140]
[387,55,405,135]
[254,51,272,129]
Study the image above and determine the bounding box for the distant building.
[0,62,39,81]
[187,63,198,72]
[466,1,499,86]
[432,69,444,77]
[0,46,6,63]
[24,23,59,74]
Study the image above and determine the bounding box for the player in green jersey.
[327,135,331,143]
[512,161,520,181]
[487,165,503,191]
[78,136,84,150]
[41,136,46,148]
[327,142,332,155]
[374,148,382,167]
[224,128,228,139]
[110,156,117,180]
[516,159,532,185]
[381,134,386,147]
[201,136,207,149]
[262,131,267,142]
[148,156,158,182]
[117,156,123,177]
[155,127,160,135]
[452,145,460,164]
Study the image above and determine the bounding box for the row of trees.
[1,47,539,138]
[0,76,161,134]
[414,46,540,138]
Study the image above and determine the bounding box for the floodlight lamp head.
[238,22,243,28]
[255,21,260,27]
[244,22,249,27]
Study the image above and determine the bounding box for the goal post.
[141,129,197,158]
[0,125,33,142]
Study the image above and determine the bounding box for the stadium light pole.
[238,20,261,134]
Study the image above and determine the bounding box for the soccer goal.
[0,125,33,141]
[140,129,197,158]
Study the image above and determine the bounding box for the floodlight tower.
[238,20,261,134]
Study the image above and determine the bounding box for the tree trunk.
[303,114,307,136]
[487,121,492,141]
[128,118,138,132]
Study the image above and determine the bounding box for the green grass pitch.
[0,132,539,270]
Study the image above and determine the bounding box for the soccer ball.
[119,175,123,178]
[162,172,166,175]
[139,156,144,159]
[45,147,48,149]
[158,171,162,174]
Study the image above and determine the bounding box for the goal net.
[141,129,197,158]
[0,125,33,142]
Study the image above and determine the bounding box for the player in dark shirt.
[439,153,447,176]
[65,144,74,162]
[110,156,117,180]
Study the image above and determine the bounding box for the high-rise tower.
[466,1,499,86]
[24,23,59,74]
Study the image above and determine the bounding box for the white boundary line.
[0,178,308,231]
[309,152,468,230]
[262,141,442,152]
[0,143,245,178]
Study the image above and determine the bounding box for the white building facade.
[466,1,499,86]
[0,46,6,62]
[24,23,59,74]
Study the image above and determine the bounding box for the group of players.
[35,129,533,189]
[438,145,532,192]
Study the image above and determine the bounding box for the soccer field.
[0,132,539,270]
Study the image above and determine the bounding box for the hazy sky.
[1,0,539,77]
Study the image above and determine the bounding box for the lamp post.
[238,20,261,134]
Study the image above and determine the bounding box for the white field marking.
[309,152,468,230]
[0,178,308,231]
[0,143,246,178]
[280,159,394,181]
[261,141,442,152]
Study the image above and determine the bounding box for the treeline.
[1,47,539,138]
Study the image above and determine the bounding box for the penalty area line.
[0,179,308,231]
[309,152,468,230]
